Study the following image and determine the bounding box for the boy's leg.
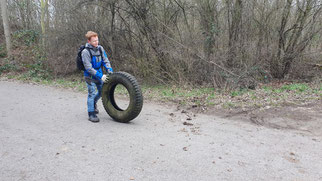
[94,80,104,107]
[86,81,96,112]
[86,81,99,122]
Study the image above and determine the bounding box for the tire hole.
[113,84,130,111]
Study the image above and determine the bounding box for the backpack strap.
[85,47,93,59]
[85,46,103,61]
[98,46,104,61]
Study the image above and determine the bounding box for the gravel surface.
[0,80,321,181]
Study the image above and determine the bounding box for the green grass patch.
[280,83,309,92]
[263,83,311,94]
[1,72,321,110]
[230,88,248,97]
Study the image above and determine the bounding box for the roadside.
[1,72,321,136]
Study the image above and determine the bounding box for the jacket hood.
[85,43,99,52]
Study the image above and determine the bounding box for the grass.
[1,72,321,111]
[5,72,87,92]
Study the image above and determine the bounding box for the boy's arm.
[100,46,113,73]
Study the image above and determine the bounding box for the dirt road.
[0,80,321,181]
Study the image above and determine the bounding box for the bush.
[12,30,40,46]
[25,60,52,80]
[0,58,17,75]
[0,45,7,58]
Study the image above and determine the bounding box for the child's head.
[86,31,99,47]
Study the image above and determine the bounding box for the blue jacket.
[81,43,113,81]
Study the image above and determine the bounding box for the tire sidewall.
[102,72,142,123]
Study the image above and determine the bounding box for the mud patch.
[210,100,322,136]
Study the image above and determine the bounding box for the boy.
[81,31,113,122]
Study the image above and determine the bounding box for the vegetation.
[2,71,321,112]
[0,0,321,88]
[0,0,321,111]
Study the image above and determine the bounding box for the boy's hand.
[107,67,113,74]
[101,74,107,82]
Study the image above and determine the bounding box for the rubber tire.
[102,72,143,123]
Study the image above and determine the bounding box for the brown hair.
[85,31,98,40]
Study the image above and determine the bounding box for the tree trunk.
[0,0,11,56]
[110,1,116,57]
[46,0,50,33]
[270,0,292,79]
[226,0,243,67]
[40,0,48,48]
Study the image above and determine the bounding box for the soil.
[205,101,322,137]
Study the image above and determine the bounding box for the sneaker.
[88,112,100,123]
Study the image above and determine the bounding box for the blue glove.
[107,67,113,74]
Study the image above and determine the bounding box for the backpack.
[76,45,104,71]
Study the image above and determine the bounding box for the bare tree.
[272,0,322,78]
[0,0,11,56]
[40,0,48,47]
[4,0,322,85]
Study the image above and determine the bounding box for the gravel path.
[0,80,321,181]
